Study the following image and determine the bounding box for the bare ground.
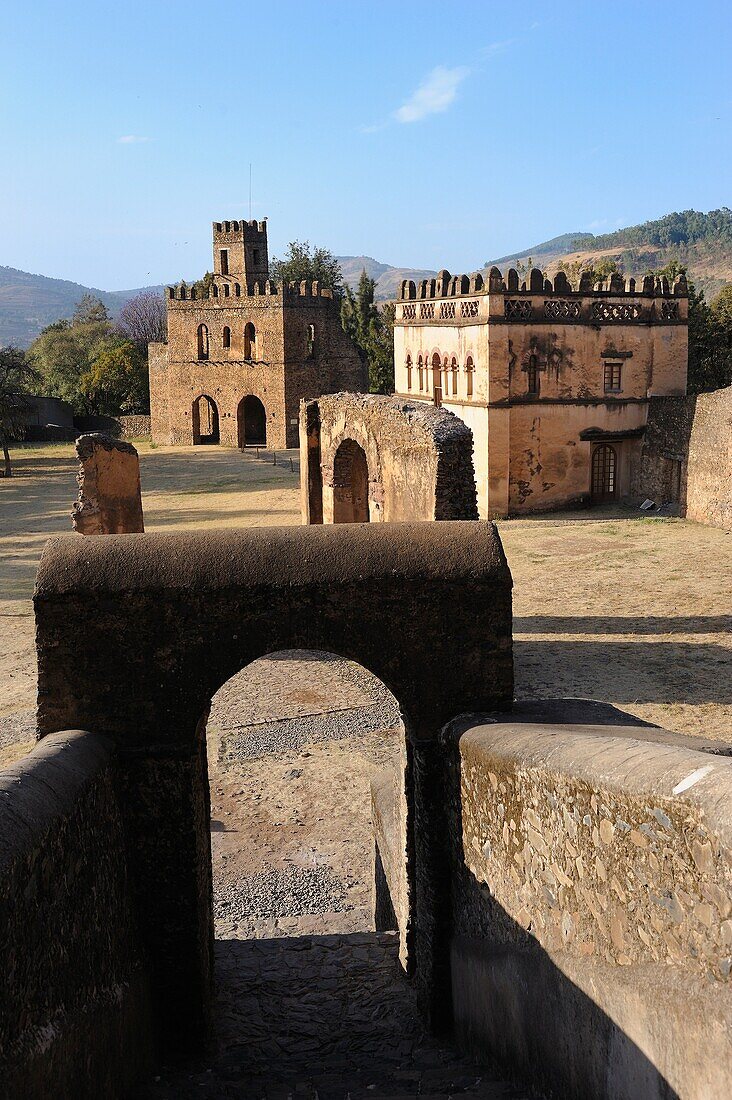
[1,442,730,1095]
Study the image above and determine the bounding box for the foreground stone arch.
[34,521,513,1053]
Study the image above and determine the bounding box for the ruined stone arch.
[332,438,370,523]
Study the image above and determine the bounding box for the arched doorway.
[192,394,219,445]
[591,443,617,501]
[237,395,266,447]
[332,439,369,523]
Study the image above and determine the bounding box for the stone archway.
[192,395,220,445]
[34,523,513,1057]
[237,395,266,447]
[332,439,370,523]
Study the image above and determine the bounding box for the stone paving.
[143,652,532,1099]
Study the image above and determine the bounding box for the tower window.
[197,323,209,362]
[306,324,315,359]
[527,354,539,395]
[220,249,229,275]
[244,322,256,360]
[222,326,231,350]
[406,354,412,391]
[253,248,260,265]
[604,362,622,392]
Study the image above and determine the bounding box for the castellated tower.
[148,218,366,449]
[212,219,269,285]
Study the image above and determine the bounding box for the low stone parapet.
[445,714,732,1099]
[0,731,153,1098]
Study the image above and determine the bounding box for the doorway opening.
[332,439,369,523]
[238,395,267,447]
[192,395,220,445]
[591,443,617,501]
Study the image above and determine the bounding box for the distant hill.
[337,256,437,301]
[485,209,732,302]
[0,267,168,349]
[3,209,730,348]
[0,257,434,348]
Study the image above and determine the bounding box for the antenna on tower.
[249,164,252,220]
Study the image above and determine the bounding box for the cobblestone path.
[146,932,530,1099]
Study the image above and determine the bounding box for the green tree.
[341,270,394,393]
[652,264,732,393]
[73,294,110,325]
[269,240,343,294]
[28,298,114,412]
[0,346,40,477]
[79,338,148,415]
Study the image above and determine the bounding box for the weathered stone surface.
[633,384,732,529]
[71,432,144,534]
[444,715,732,1100]
[0,731,154,1099]
[300,392,479,524]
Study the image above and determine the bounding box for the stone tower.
[148,218,366,450]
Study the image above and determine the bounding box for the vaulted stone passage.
[33,522,514,1058]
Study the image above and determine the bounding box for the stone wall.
[634,385,732,529]
[443,713,732,1100]
[300,393,478,524]
[72,433,144,535]
[0,731,153,1098]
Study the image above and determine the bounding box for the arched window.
[443,356,450,395]
[418,354,424,391]
[451,357,458,395]
[431,352,442,407]
[222,326,231,350]
[197,324,209,362]
[244,322,256,360]
[465,355,474,398]
[306,324,315,359]
[527,353,539,395]
[406,354,412,391]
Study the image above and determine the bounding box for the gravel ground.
[0,708,35,749]
[215,865,351,922]
[213,651,403,766]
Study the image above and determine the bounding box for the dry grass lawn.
[1,442,730,763]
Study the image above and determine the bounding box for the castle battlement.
[399,266,688,302]
[167,278,336,303]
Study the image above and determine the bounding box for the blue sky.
[2,0,730,289]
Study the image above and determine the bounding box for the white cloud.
[117,135,151,144]
[394,65,470,124]
[480,39,514,56]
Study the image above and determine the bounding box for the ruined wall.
[300,393,478,524]
[72,433,144,534]
[0,731,153,1099]
[636,386,732,529]
[444,716,732,1100]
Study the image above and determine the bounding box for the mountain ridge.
[3,209,730,348]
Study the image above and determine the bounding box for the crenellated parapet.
[398,264,689,326]
[399,265,689,301]
[166,278,336,304]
